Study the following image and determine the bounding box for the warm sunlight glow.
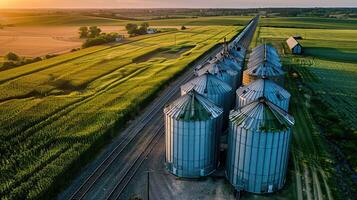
[0,0,356,8]
[0,0,10,8]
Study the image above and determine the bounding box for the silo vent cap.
[258,97,266,103]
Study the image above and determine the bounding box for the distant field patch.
[0,13,126,26]
[0,26,130,57]
[259,26,357,127]
[0,26,194,57]
[259,17,357,29]
[133,45,195,63]
[0,12,252,26]
[259,27,357,62]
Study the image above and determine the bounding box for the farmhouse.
[286,36,302,54]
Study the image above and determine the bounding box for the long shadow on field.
[303,47,357,63]
[132,46,195,63]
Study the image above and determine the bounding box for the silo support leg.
[235,190,241,200]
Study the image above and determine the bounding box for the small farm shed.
[115,35,124,42]
[147,28,157,34]
[286,36,302,54]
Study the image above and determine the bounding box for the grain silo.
[226,98,295,193]
[196,62,239,90]
[181,72,234,129]
[242,61,285,85]
[248,44,281,70]
[164,90,223,178]
[248,54,281,70]
[250,44,279,59]
[236,78,290,111]
[221,54,243,72]
[243,44,285,85]
[228,45,246,61]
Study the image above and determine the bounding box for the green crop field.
[0,57,4,68]
[2,11,357,29]
[259,17,357,29]
[0,12,252,26]
[259,27,357,129]
[251,26,357,199]
[259,27,357,62]
[0,13,125,26]
[0,25,241,199]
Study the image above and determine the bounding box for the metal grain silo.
[226,98,295,193]
[221,54,243,72]
[196,62,239,90]
[219,56,243,87]
[242,61,285,85]
[250,44,279,61]
[181,73,234,129]
[248,45,282,69]
[243,44,284,85]
[228,45,246,61]
[164,90,223,178]
[236,78,291,111]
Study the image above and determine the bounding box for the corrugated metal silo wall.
[223,58,244,87]
[165,114,223,178]
[226,125,292,193]
[218,73,239,91]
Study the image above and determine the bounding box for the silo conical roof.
[248,44,281,69]
[164,90,223,121]
[237,78,290,105]
[245,61,284,78]
[196,61,238,77]
[221,55,243,71]
[230,98,294,131]
[181,73,233,96]
[228,47,246,60]
[251,44,279,57]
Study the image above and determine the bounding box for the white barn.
[286,36,302,54]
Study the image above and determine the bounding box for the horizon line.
[1,6,357,9]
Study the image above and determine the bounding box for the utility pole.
[147,170,150,200]
[174,34,177,46]
[236,190,241,200]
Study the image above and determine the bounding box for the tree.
[138,22,149,34]
[125,23,138,35]
[5,52,20,61]
[88,26,102,38]
[82,33,123,48]
[141,22,149,29]
[79,26,89,38]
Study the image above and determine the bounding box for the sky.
[1,0,357,8]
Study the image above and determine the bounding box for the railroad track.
[105,126,165,200]
[69,71,194,200]
[68,17,259,200]
[68,42,211,200]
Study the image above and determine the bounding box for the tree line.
[78,26,124,48]
[1,52,57,71]
[125,22,151,36]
